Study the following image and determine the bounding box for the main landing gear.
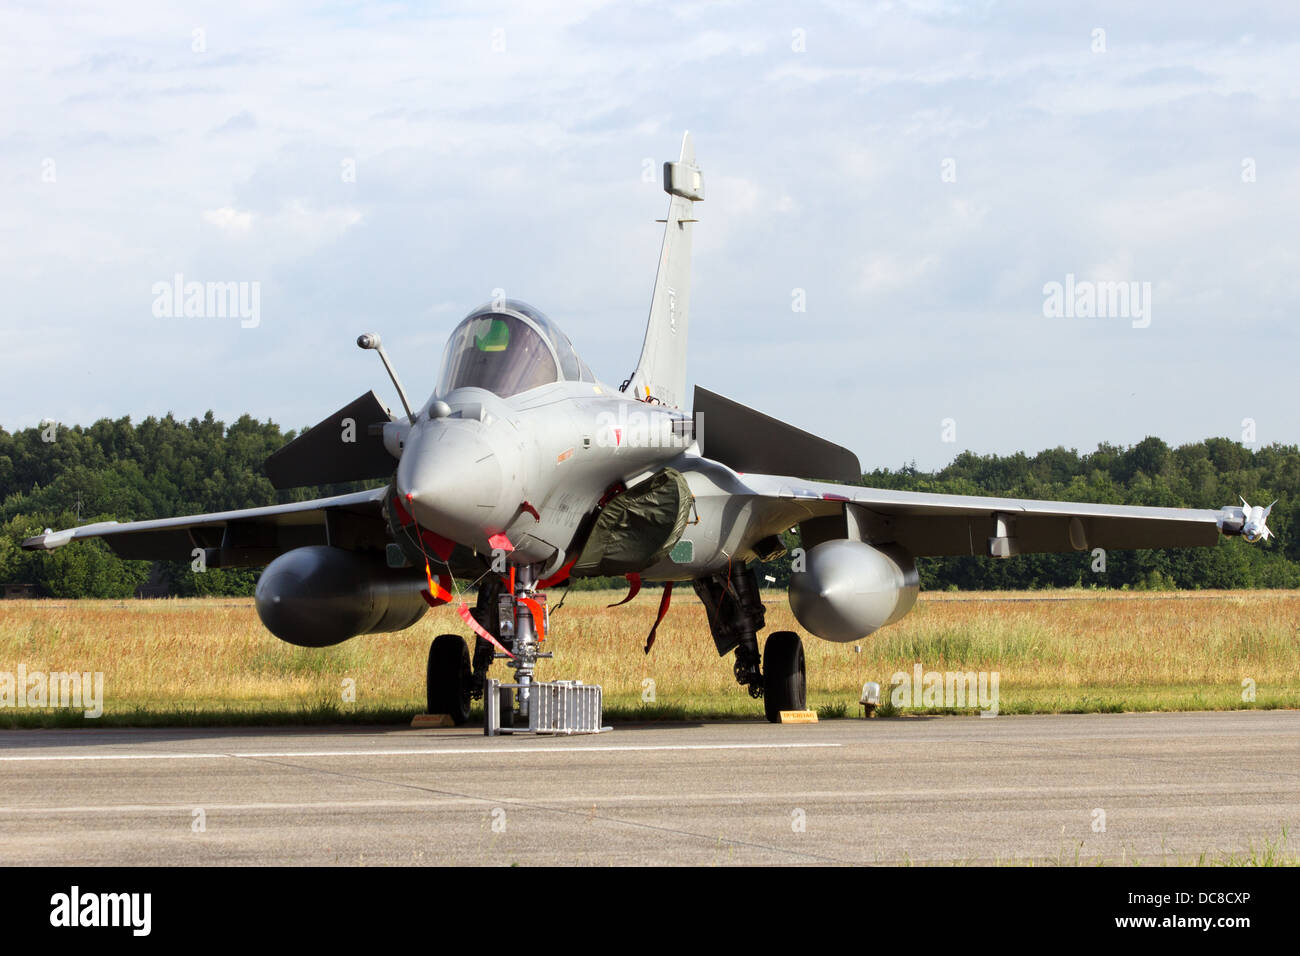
[761,630,807,723]
[423,565,550,727]
[694,565,807,723]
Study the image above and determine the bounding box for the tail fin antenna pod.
[624,131,703,410]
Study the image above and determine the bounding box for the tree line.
[1,417,1296,596]
[865,436,1298,590]
[0,413,361,598]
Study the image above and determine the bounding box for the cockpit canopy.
[436,300,595,399]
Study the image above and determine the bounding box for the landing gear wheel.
[762,631,806,723]
[427,634,472,725]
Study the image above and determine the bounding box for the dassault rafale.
[24,133,1271,723]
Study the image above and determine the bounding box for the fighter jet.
[23,132,1272,723]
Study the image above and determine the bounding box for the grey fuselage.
[391,381,795,582]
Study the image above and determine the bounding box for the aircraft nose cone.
[396,422,507,536]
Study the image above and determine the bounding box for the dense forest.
[1,415,1296,597]
[0,414,363,598]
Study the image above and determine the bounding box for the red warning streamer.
[608,572,642,607]
[643,582,673,655]
[537,557,576,589]
[519,596,547,642]
[457,603,514,659]
[401,491,508,658]
[420,565,454,607]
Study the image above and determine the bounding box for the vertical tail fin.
[624,131,703,410]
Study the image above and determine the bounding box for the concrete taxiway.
[0,711,1296,865]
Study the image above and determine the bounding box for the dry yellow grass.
[1,588,1297,725]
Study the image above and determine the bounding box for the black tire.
[763,631,806,723]
[427,634,472,725]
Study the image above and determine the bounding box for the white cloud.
[1,2,1299,468]
[202,207,253,234]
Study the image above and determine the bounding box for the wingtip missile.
[1222,497,1275,543]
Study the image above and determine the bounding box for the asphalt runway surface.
[1,711,1296,865]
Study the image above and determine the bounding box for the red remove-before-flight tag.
[458,603,514,658]
[608,572,642,607]
[420,568,454,607]
[644,582,673,654]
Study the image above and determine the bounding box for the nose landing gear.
[494,565,552,724]
[422,564,551,727]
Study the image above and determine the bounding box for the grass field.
[0,588,1297,726]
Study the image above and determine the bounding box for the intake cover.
[571,469,694,576]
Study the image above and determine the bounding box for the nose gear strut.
[494,564,551,723]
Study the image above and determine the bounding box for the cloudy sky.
[2,1,1296,470]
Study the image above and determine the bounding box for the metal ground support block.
[485,678,611,736]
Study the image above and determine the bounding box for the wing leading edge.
[730,470,1241,558]
[20,487,389,566]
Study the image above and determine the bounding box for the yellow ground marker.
[410,714,456,728]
